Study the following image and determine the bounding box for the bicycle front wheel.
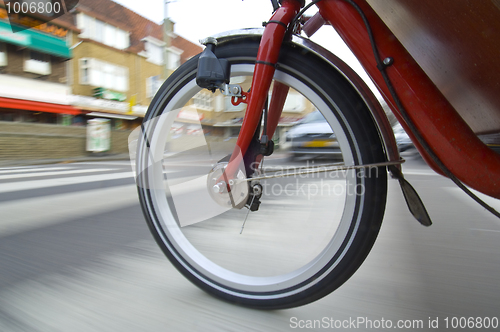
[135,37,387,309]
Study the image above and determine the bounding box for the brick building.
[0,0,201,128]
[0,0,201,160]
[0,3,80,124]
[61,0,202,129]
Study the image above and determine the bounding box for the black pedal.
[196,38,230,92]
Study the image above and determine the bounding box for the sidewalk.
[0,153,131,167]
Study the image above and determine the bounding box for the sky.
[111,0,354,58]
[113,0,273,44]
[111,0,375,91]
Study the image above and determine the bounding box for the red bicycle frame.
[225,0,300,178]
[228,0,500,199]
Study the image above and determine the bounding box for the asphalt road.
[0,153,499,331]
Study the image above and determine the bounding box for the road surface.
[0,155,499,331]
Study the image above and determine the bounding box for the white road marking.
[0,168,115,180]
[0,172,135,194]
[0,166,74,174]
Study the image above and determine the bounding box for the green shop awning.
[0,20,71,59]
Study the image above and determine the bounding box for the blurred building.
[0,0,201,160]
[61,0,202,130]
[0,4,79,124]
[176,77,312,148]
[0,0,201,128]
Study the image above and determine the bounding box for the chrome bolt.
[383,57,394,66]
[231,86,240,95]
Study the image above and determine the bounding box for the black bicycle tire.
[136,37,388,309]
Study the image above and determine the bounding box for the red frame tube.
[225,0,301,179]
[266,82,290,138]
[316,0,500,199]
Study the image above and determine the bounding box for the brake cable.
[288,0,323,33]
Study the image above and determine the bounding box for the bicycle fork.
[198,0,302,183]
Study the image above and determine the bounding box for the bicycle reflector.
[196,37,230,92]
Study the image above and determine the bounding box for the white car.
[285,111,342,160]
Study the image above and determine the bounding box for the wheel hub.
[207,162,248,209]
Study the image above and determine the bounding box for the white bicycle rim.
[137,63,366,298]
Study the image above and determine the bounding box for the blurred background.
[0,0,499,331]
[0,0,387,165]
